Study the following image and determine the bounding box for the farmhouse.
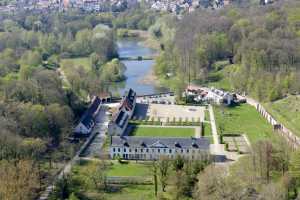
[110,136,210,160]
[74,96,101,135]
[108,88,137,136]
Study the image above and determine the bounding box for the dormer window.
[192,142,198,148]
[175,142,181,148]
[141,141,146,147]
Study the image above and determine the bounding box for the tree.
[0,159,39,200]
[151,161,158,197]
[173,155,185,171]
[84,161,108,190]
[158,156,170,192]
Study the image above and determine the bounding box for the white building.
[108,88,136,136]
[110,136,210,160]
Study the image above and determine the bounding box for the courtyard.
[133,103,206,123]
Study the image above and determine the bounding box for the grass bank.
[214,104,276,144]
[264,95,300,136]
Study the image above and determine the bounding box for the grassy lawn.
[214,104,276,144]
[204,109,210,121]
[60,57,91,72]
[107,161,152,177]
[131,126,195,137]
[264,95,300,137]
[71,160,156,200]
[104,184,156,200]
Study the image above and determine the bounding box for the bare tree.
[158,156,170,192]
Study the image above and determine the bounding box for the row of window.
[112,147,201,154]
[112,153,202,160]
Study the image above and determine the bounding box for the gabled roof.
[79,96,101,128]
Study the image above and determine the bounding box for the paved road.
[81,107,109,158]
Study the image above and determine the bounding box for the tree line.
[153,0,300,101]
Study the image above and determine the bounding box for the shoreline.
[138,68,160,86]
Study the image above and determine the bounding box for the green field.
[107,161,152,177]
[104,184,156,200]
[131,126,195,137]
[264,95,300,136]
[71,160,156,200]
[214,104,276,144]
[60,57,91,72]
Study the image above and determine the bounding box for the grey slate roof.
[111,136,210,150]
[75,96,101,133]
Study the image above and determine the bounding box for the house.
[108,88,136,136]
[74,96,101,135]
[110,136,210,160]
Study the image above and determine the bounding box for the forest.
[153,0,300,101]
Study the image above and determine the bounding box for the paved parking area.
[134,103,205,122]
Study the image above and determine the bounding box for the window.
[169,149,172,153]
[181,149,183,153]
[146,149,149,153]
[129,148,132,152]
[141,149,143,153]
[124,148,126,152]
[186,149,189,153]
[113,148,116,152]
[135,148,138,153]
[164,149,166,153]
[118,148,120,152]
[158,149,160,153]
[152,149,155,153]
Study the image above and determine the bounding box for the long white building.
[110,136,210,160]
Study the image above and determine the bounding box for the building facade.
[110,136,210,160]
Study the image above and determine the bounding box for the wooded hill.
[154,0,300,102]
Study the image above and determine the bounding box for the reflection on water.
[112,39,168,96]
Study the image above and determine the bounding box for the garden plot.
[223,135,250,154]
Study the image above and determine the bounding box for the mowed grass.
[104,184,156,200]
[264,95,300,136]
[131,126,195,137]
[71,160,156,200]
[107,161,152,177]
[214,104,276,144]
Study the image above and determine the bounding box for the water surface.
[114,39,168,96]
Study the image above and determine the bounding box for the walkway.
[208,105,224,157]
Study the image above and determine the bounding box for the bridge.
[108,92,174,103]
[119,56,155,61]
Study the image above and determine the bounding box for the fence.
[256,103,300,149]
